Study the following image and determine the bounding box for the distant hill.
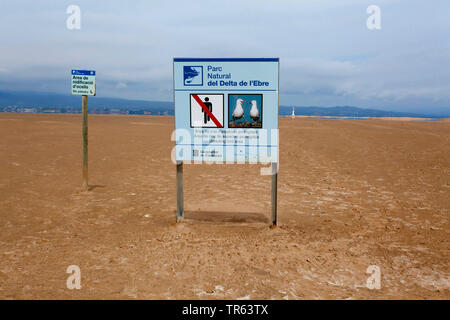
[279,106,445,118]
[0,90,172,113]
[0,90,448,118]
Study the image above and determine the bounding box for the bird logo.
[183,66,202,85]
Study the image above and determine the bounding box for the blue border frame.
[174,58,279,62]
[72,70,96,76]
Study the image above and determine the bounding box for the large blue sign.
[173,58,279,163]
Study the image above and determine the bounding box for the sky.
[0,0,449,114]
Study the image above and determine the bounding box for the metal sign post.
[173,58,279,226]
[71,69,96,190]
[271,162,278,226]
[176,161,184,222]
[82,95,88,190]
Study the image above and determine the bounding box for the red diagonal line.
[192,94,223,128]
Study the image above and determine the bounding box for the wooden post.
[176,161,184,222]
[271,162,278,226]
[82,95,88,191]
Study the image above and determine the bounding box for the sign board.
[173,58,279,163]
[71,70,96,96]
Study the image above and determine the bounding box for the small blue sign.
[72,70,96,76]
[183,66,203,86]
[71,69,96,96]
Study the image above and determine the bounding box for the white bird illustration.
[249,100,260,121]
[232,98,245,122]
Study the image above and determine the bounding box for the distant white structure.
[291,107,295,118]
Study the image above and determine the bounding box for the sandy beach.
[0,113,448,299]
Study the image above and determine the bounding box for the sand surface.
[0,113,449,299]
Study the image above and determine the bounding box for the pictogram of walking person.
[202,97,213,124]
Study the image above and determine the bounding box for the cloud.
[0,0,449,111]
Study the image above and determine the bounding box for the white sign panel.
[190,94,224,128]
